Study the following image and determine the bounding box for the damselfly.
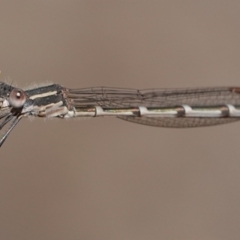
[1,82,240,146]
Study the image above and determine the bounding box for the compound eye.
[9,88,27,108]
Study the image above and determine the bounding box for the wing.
[67,87,240,108]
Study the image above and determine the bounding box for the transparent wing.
[67,86,240,128]
[118,116,239,128]
[67,87,240,108]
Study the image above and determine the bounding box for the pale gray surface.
[0,1,240,240]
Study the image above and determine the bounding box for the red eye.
[9,88,27,108]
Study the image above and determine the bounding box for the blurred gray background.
[0,1,240,240]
